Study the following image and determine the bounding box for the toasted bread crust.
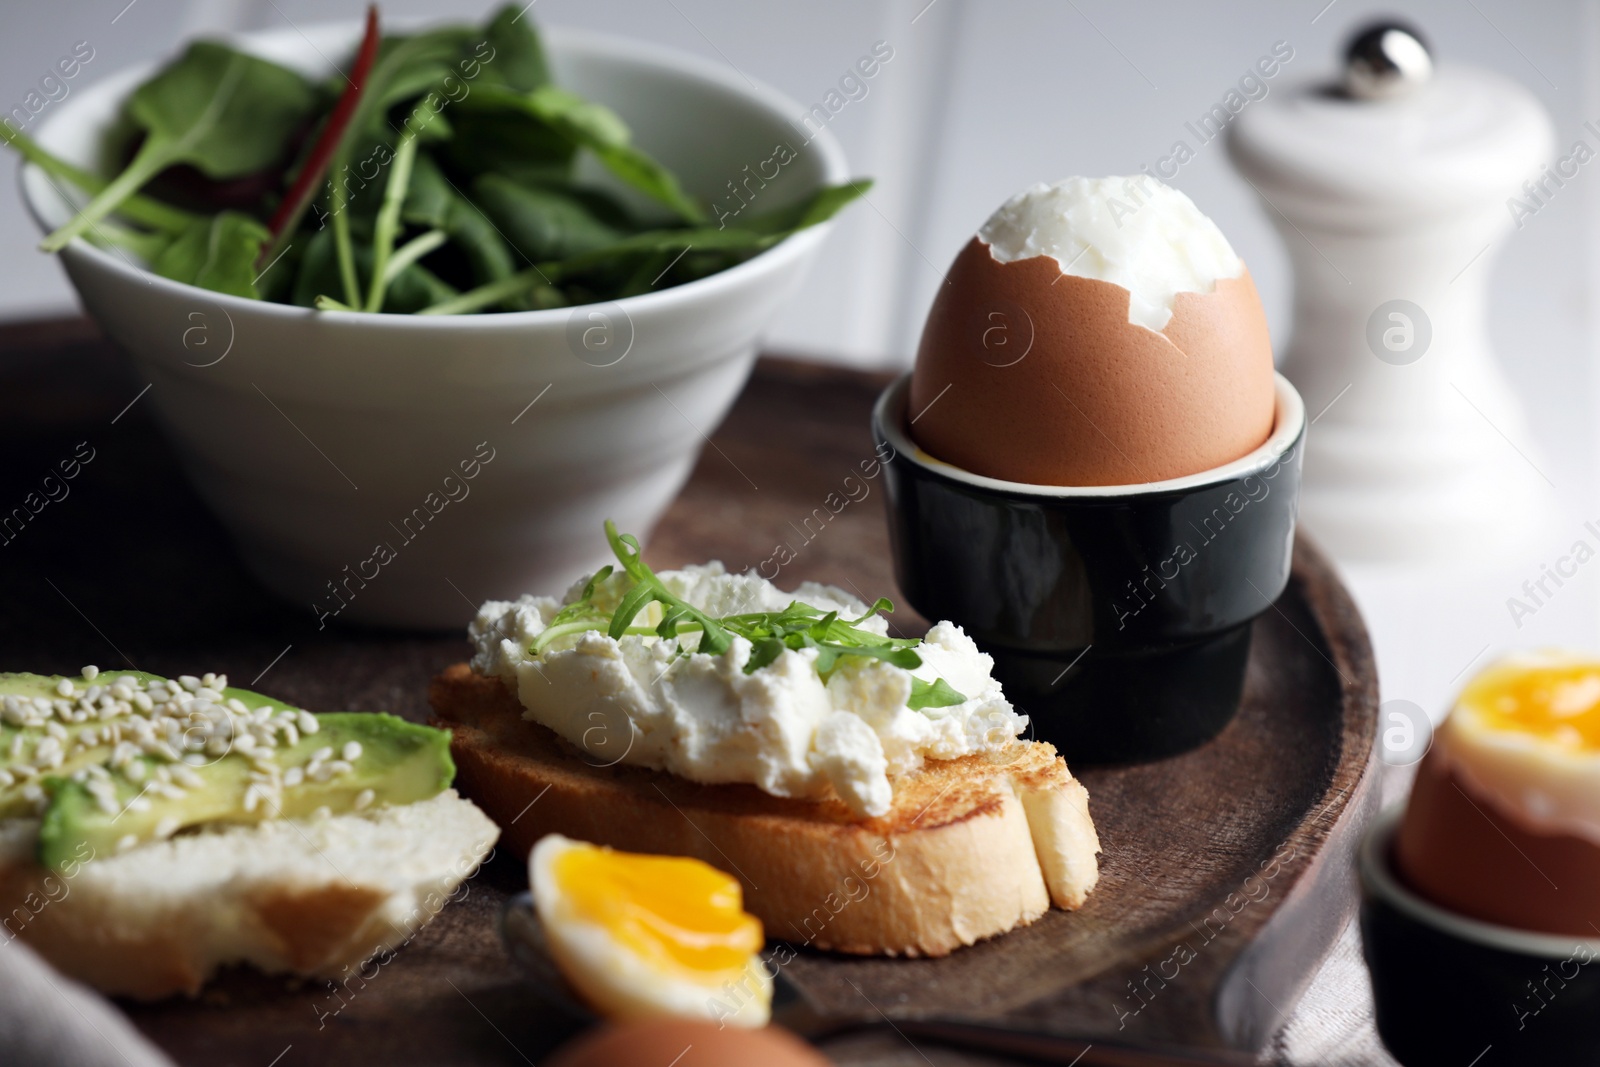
[430,663,1099,957]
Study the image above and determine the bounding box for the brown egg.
[1393,653,1600,936]
[1394,748,1600,936]
[547,1020,830,1067]
[908,237,1276,487]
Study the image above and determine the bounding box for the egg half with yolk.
[531,834,772,1026]
[1396,651,1600,935]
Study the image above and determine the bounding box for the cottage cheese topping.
[470,564,1028,817]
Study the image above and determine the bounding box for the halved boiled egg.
[531,834,772,1026]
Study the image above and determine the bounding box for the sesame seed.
[154,817,179,839]
[116,834,138,854]
[353,789,375,811]
[311,746,333,763]
[298,712,319,735]
[283,766,304,787]
[178,676,200,693]
[328,760,353,777]
[81,665,100,681]
[55,679,74,698]
[242,786,260,813]
[341,741,363,761]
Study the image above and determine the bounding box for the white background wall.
[4,0,1600,716]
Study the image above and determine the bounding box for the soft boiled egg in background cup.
[524,834,772,1027]
[874,177,1304,764]
[1360,652,1600,1066]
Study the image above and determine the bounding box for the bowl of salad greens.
[15,6,858,628]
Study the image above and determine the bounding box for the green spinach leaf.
[477,4,550,91]
[43,42,317,251]
[404,153,515,286]
[473,174,629,262]
[150,210,270,298]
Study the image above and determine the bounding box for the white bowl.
[21,21,847,628]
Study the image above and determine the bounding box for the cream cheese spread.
[470,563,1027,817]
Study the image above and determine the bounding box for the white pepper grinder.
[1227,21,1556,562]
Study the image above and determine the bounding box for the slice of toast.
[429,663,1099,958]
[0,791,498,999]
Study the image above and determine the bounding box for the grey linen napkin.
[1272,921,1401,1067]
[0,939,172,1067]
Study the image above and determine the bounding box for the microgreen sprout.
[527,521,968,711]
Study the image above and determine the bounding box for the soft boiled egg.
[1396,651,1600,935]
[531,834,772,1026]
[909,176,1277,487]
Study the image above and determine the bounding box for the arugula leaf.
[523,522,970,712]
[150,211,271,298]
[603,521,733,655]
[908,677,967,712]
[42,42,317,252]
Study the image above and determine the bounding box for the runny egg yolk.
[1462,660,1600,750]
[553,845,763,979]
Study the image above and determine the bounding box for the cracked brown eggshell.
[908,237,1277,487]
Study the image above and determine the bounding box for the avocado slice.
[0,670,293,819]
[37,712,454,870]
[0,671,167,818]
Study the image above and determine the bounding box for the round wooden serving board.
[0,322,1378,1065]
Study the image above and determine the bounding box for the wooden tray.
[0,321,1379,1066]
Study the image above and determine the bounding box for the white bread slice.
[0,790,498,999]
[430,664,1099,958]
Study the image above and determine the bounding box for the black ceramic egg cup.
[873,373,1305,764]
[1360,805,1600,1066]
